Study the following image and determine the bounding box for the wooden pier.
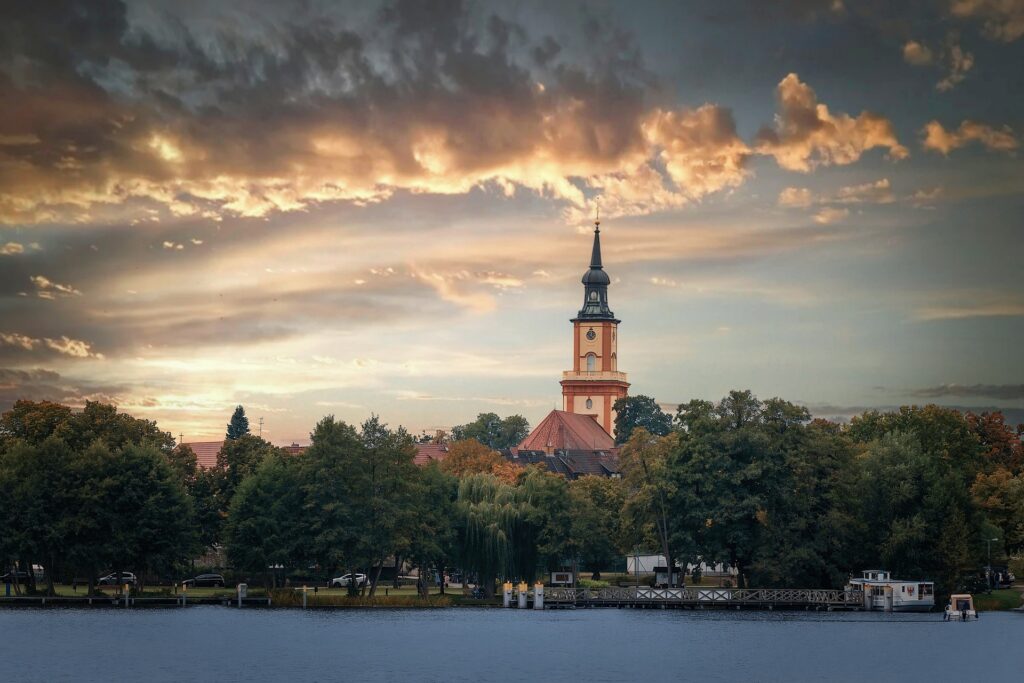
[541,586,865,610]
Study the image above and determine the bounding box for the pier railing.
[543,586,863,608]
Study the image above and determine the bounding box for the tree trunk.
[438,563,445,595]
[392,555,401,589]
[418,565,429,598]
[368,559,384,597]
[9,562,21,596]
[347,567,359,597]
[87,573,95,598]
[482,574,495,599]
[45,554,56,596]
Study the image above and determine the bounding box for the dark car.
[98,572,138,586]
[182,573,226,588]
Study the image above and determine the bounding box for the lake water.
[0,607,1018,682]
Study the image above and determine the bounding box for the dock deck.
[542,586,864,610]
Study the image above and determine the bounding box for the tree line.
[1,393,1021,598]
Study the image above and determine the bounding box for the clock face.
[586,328,596,341]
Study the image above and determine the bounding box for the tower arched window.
[611,352,617,370]
[585,398,593,410]
[586,353,596,371]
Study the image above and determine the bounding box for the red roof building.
[181,440,307,469]
[413,443,450,466]
[515,410,614,454]
[181,441,222,469]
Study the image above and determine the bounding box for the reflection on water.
[0,607,1018,682]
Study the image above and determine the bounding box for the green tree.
[225,453,306,588]
[102,443,196,592]
[457,472,540,597]
[618,428,680,586]
[669,392,791,588]
[407,464,459,596]
[226,405,250,440]
[0,400,72,449]
[613,395,672,445]
[569,475,626,579]
[451,413,530,449]
[55,401,175,453]
[214,434,281,512]
[301,417,364,592]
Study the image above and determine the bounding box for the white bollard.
[237,583,247,608]
[302,585,308,609]
[517,582,527,609]
[124,584,130,608]
[502,582,513,608]
[534,583,544,610]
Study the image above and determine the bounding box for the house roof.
[414,443,450,466]
[182,441,222,469]
[182,440,308,468]
[505,447,619,479]
[516,410,614,453]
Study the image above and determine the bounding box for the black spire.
[590,222,603,269]
[575,215,616,321]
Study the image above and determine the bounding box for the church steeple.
[561,213,629,436]
[577,215,615,321]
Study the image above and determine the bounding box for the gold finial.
[594,206,600,232]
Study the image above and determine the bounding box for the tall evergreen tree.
[226,405,250,440]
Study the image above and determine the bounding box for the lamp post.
[986,538,999,591]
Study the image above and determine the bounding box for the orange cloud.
[755,74,909,172]
[922,120,1019,154]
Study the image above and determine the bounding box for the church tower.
[560,217,629,435]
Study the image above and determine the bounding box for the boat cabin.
[846,570,935,612]
[945,594,977,621]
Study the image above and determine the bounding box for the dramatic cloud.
[951,0,1024,42]
[0,331,103,358]
[909,383,1024,400]
[778,179,894,209]
[1,242,24,255]
[29,275,82,299]
[922,120,1019,154]
[0,367,122,411]
[755,74,909,172]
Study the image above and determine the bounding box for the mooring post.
[302,585,308,609]
[237,583,246,608]
[124,584,130,608]
[534,582,544,610]
[503,582,513,608]
[517,582,528,609]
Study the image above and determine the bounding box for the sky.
[1,0,1022,444]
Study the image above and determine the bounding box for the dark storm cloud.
[909,383,1024,400]
[0,367,127,411]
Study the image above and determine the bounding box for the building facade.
[559,218,629,435]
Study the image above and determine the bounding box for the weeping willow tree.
[457,473,525,597]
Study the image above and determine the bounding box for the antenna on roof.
[594,205,600,233]
[259,416,264,438]
[178,432,183,445]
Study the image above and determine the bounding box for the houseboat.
[847,570,935,612]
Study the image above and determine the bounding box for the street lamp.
[986,537,999,591]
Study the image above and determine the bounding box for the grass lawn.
[973,589,1023,611]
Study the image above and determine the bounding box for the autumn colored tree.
[439,439,521,483]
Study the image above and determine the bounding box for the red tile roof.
[182,441,222,469]
[181,440,307,468]
[414,443,450,466]
[516,410,614,453]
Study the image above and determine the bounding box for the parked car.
[98,572,138,586]
[329,573,367,588]
[181,574,226,588]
